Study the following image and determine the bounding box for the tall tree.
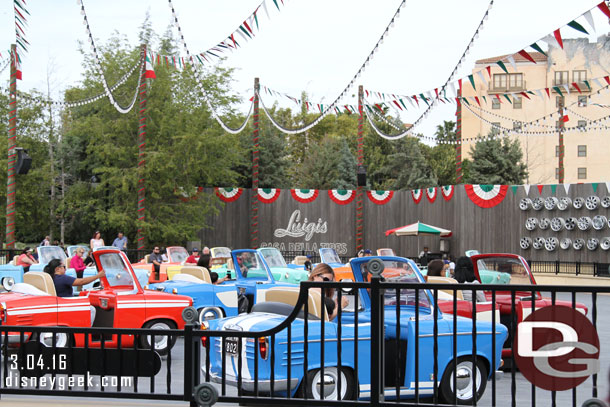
[60,30,245,245]
[465,136,528,184]
[422,120,458,186]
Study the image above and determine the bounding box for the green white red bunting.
[291,189,318,203]
[464,184,509,208]
[329,189,356,205]
[411,189,423,204]
[215,187,243,202]
[257,188,281,204]
[178,186,203,202]
[441,185,454,201]
[366,190,394,205]
[426,187,437,203]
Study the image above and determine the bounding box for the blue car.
[202,256,508,403]
[0,255,24,290]
[149,249,297,323]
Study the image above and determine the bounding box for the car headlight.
[2,277,15,291]
[172,288,178,294]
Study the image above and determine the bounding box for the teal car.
[257,247,309,284]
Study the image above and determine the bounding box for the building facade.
[461,36,610,184]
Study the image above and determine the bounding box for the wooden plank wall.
[199,183,610,262]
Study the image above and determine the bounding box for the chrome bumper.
[202,367,299,392]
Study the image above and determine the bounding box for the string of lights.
[465,83,610,132]
[253,0,409,134]
[167,0,255,134]
[0,60,142,108]
[358,0,496,140]
[77,0,144,114]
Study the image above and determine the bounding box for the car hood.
[210,312,290,332]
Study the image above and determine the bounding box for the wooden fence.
[199,183,610,262]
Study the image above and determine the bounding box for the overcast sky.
[0,0,605,140]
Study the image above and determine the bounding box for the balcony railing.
[487,80,526,93]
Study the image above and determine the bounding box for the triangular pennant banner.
[563,184,570,194]
[524,184,531,195]
[537,185,544,194]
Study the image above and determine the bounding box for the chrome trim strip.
[419,331,496,338]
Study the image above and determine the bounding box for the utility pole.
[136,44,148,253]
[251,77,260,249]
[558,96,565,184]
[6,44,17,250]
[355,85,365,253]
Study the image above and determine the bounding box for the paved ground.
[1,291,608,407]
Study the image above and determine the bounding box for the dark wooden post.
[456,89,462,183]
[251,77,260,249]
[136,44,147,252]
[356,85,365,253]
[6,44,17,249]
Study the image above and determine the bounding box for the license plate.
[225,337,238,355]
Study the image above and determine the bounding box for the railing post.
[576,262,580,276]
[184,323,194,403]
[555,260,560,275]
[369,264,384,406]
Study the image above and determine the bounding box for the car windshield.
[475,256,531,285]
[359,260,430,310]
[378,248,395,256]
[213,247,231,258]
[236,251,269,280]
[259,248,287,268]
[67,246,90,258]
[39,246,67,264]
[168,247,188,263]
[98,252,135,287]
[320,248,341,264]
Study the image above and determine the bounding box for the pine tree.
[466,136,528,184]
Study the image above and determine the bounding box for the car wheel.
[140,320,176,356]
[439,357,487,405]
[298,367,356,400]
[38,332,69,348]
[198,307,224,324]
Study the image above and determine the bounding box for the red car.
[0,249,192,355]
[470,253,588,360]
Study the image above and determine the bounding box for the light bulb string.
[78,0,144,114]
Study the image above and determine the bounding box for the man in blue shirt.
[112,232,128,251]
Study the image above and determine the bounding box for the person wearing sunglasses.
[308,263,348,320]
[44,258,105,297]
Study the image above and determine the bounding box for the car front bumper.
[202,367,299,392]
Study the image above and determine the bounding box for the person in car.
[148,246,164,279]
[185,248,199,265]
[44,258,105,297]
[69,247,87,278]
[16,247,38,272]
[426,259,445,278]
[308,263,348,320]
[454,256,486,302]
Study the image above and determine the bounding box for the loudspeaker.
[357,165,367,187]
[15,148,31,175]
[439,239,450,253]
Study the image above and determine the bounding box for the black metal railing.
[526,260,610,277]
[1,280,608,406]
